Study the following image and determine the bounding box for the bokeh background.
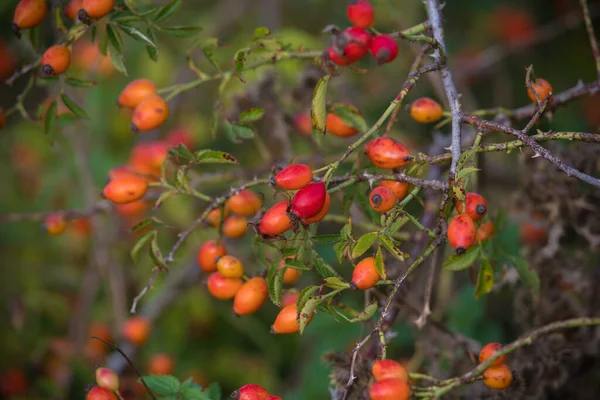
[0,0,599,399]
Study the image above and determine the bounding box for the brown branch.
[414,248,439,329]
[581,0,600,80]
[130,270,160,314]
[328,173,449,191]
[0,201,111,223]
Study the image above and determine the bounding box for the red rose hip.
[370,35,399,65]
[447,214,476,254]
[365,137,410,169]
[275,164,313,190]
[291,182,327,219]
[347,0,375,29]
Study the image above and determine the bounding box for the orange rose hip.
[369,186,396,213]
[207,272,243,300]
[102,175,148,204]
[351,257,381,290]
[41,45,71,75]
[448,214,476,254]
[232,277,268,316]
[365,137,410,169]
[131,95,169,132]
[197,240,227,272]
[118,79,157,109]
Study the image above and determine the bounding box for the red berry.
[207,272,243,300]
[122,316,150,345]
[483,364,512,390]
[231,384,271,400]
[275,164,313,190]
[456,192,488,221]
[45,214,67,236]
[303,192,331,224]
[197,240,227,272]
[12,0,48,36]
[372,360,408,382]
[370,35,399,65]
[347,0,375,29]
[476,221,495,243]
[369,378,410,400]
[342,27,372,60]
[86,386,117,400]
[259,201,292,236]
[379,180,409,201]
[291,182,327,219]
[226,189,262,216]
[232,277,268,316]
[328,46,350,66]
[281,291,299,308]
[147,353,175,376]
[447,214,476,254]
[410,97,443,123]
[223,216,248,239]
[365,137,410,169]
[479,342,506,366]
[369,186,396,213]
[95,368,119,391]
[351,257,381,290]
[41,45,71,75]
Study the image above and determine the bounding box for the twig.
[414,249,439,329]
[581,0,600,79]
[425,0,463,178]
[90,337,158,400]
[130,270,161,314]
[0,201,111,223]
[328,173,449,192]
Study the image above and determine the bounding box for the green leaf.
[267,262,285,306]
[509,256,540,294]
[149,236,169,270]
[131,218,152,233]
[299,298,320,334]
[180,384,210,400]
[140,375,180,396]
[60,94,90,119]
[160,26,203,38]
[474,258,494,298]
[313,253,341,278]
[223,120,255,142]
[296,285,318,315]
[44,100,57,140]
[65,77,98,88]
[312,234,340,244]
[234,49,247,82]
[168,143,194,161]
[154,190,177,209]
[194,149,238,164]
[375,244,386,280]
[352,232,378,258]
[108,45,128,75]
[37,76,60,86]
[311,74,330,134]
[205,382,221,400]
[239,108,265,123]
[118,23,156,48]
[130,230,155,261]
[452,185,466,202]
[106,23,123,53]
[175,165,190,191]
[91,25,97,43]
[285,258,311,271]
[348,301,378,323]
[201,38,221,71]
[209,107,220,140]
[153,0,180,23]
[109,11,140,22]
[442,246,480,271]
[54,5,67,33]
[324,277,350,290]
[380,235,408,262]
[333,241,348,264]
[124,0,136,10]
[340,217,353,241]
[254,27,270,39]
[330,103,367,132]
[146,28,158,61]
[456,167,480,182]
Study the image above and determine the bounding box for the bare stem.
[581,0,600,79]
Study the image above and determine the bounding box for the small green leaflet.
[324,277,350,289]
[65,77,97,88]
[253,27,270,39]
[153,0,180,23]
[313,253,341,278]
[234,48,248,82]
[194,149,238,164]
[299,298,320,334]
[160,26,203,38]
[130,230,155,261]
[348,301,378,323]
[474,257,494,298]
[379,235,407,261]
[150,235,169,270]
[375,245,386,279]
[330,103,368,132]
[296,285,318,315]
[352,232,378,258]
[456,167,480,182]
[44,100,57,140]
[239,108,264,123]
[508,255,540,294]
[140,375,180,396]
[117,23,156,48]
[442,246,480,271]
[60,94,90,119]
[267,261,285,306]
[311,75,330,134]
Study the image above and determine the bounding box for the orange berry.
[259,201,292,236]
[369,186,396,213]
[80,0,115,20]
[207,272,243,300]
[216,255,244,279]
[12,0,48,35]
[226,189,262,216]
[131,95,169,132]
[86,386,117,400]
[231,384,271,400]
[326,113,359,137]
[448,214,477,254]
[456,192,488,221]
[476,221,494,243]
[281,291,299,308]
[483,364,512,390]
[410,97,443,123]
[118,79,157,109]
[351,257,381,290]
[303,192,331,224]
[95,368,119,391]
[223,216,248,238]
[115,199,149,220]
[41,45,71,75]
[206,208,228,227]
[291,182,327,219]
[369,378,410,400]
[197,240,227,272]
[479,342,506,366]
[232,277,268,316]
[278,258,301,285]
[271,303,312,334]
[379,180,409,201]
[45,214,67,236]
[275,164,313,190]
[372,359,408,382]
[365,137,410,169]
[293,112,312,136]
[148,353,174,376]
[65,0,83,20]
[527,78,553,103]
[102,175,148,204]
[122,316,150,345]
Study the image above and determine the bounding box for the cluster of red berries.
[369,359,410,400]
[448,192,494,254]
[231,383,282,400]
[479,342,513,390]
[328,0,398,66]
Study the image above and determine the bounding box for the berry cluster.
[369,359,410,400]
[479,342,513,390]
[448,192,492,254]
